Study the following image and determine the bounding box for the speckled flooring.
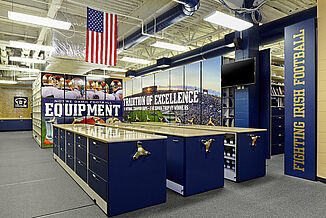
[0,131,325,218]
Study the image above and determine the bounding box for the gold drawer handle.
[133,141,150,160]
[206,117,215,126]
[249,135,260,147]
[201,139,215,153]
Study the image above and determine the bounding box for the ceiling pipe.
[127,6,317,77]
[118,0,200,50]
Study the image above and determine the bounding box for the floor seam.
[0,178,56,188]
[32,204,96,218]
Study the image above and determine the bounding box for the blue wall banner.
[284,18,316,180]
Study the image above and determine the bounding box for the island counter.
[97,122,225,196]
[53,124,167,216]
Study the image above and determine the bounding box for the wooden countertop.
[53,124,167,143]
[98,123,225,137]
[134,122,267,133]
[0,118,32,120]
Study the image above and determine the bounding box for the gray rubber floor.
[0,131,325,218]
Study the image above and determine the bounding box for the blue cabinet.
[237,132,267,182]
[52,124,167,217]
[0,119,32,131]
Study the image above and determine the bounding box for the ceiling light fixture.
[204,11,253,31]
[0,80,18,84]
[17,77,38,81]
[8,11,71,30]
[101,67,127,72]
[10,67,40,73]
[151,41,188,51]
[10,57,46,64]
[9,41,55,52]
[87,74,111,79]
[120,57,151,65]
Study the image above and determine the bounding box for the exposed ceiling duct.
[118,0,200,50]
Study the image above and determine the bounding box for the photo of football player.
[86,80,97,99]
[94,80,106,100]
[65,77,85,99]
[105,84,115,100]
[41,73,65,99]
[111,79,123,100]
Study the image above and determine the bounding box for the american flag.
[86,7,117,66]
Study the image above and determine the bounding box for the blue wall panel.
[284,18,316,180]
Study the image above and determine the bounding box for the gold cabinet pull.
[187,117,194,125]
[201,139,215,153]
[135,114,140,122]
[133,141,151,160]
[206,116,215,126]
[159,117,164,122]
[249,135,260,147]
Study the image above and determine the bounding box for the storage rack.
[32,73,42,146]
[270,57,285,155]
[222,87,235,127]
[223,133,237,181]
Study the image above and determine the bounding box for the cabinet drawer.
[88,170,107,201]
[76,143,87,163]
[76,134,87,145]
[53,127,58,140]
[53,127,58,136]
[66,153,74,170]
[272,131,284,139]
[76,158,87,182]
[272,135,285,145]
[66,135,74,145]
[53,142,59,156]
[272,123,284,130]
[272,107,284,116]
[66,131,74,141]
[66,144,74,156]
[272,116,284,126]
[89,153,108,181]
[89,138,108,161]
[59,146,65,161]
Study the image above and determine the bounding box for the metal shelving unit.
[32,73,42,147]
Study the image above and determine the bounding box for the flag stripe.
[114,14,117,66]
[109,14,113,66]
[100,33,103,64]
[86,29,89,62]
[96,32,99,63]
[105,13,108,65]
[91,31,94,63]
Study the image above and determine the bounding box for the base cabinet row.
[53,126,167,216]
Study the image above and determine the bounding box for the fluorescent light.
[101,67,127,72]
[151,41,188,51]
[9,41,55,52]
[10,57,46,64]
[120,57,151,65]
[8,11,71,30]
[204,11,253,31]
[17,77,38,81]
[10,67,40,73]
[87,74,111,78]
[0,80,18,84]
